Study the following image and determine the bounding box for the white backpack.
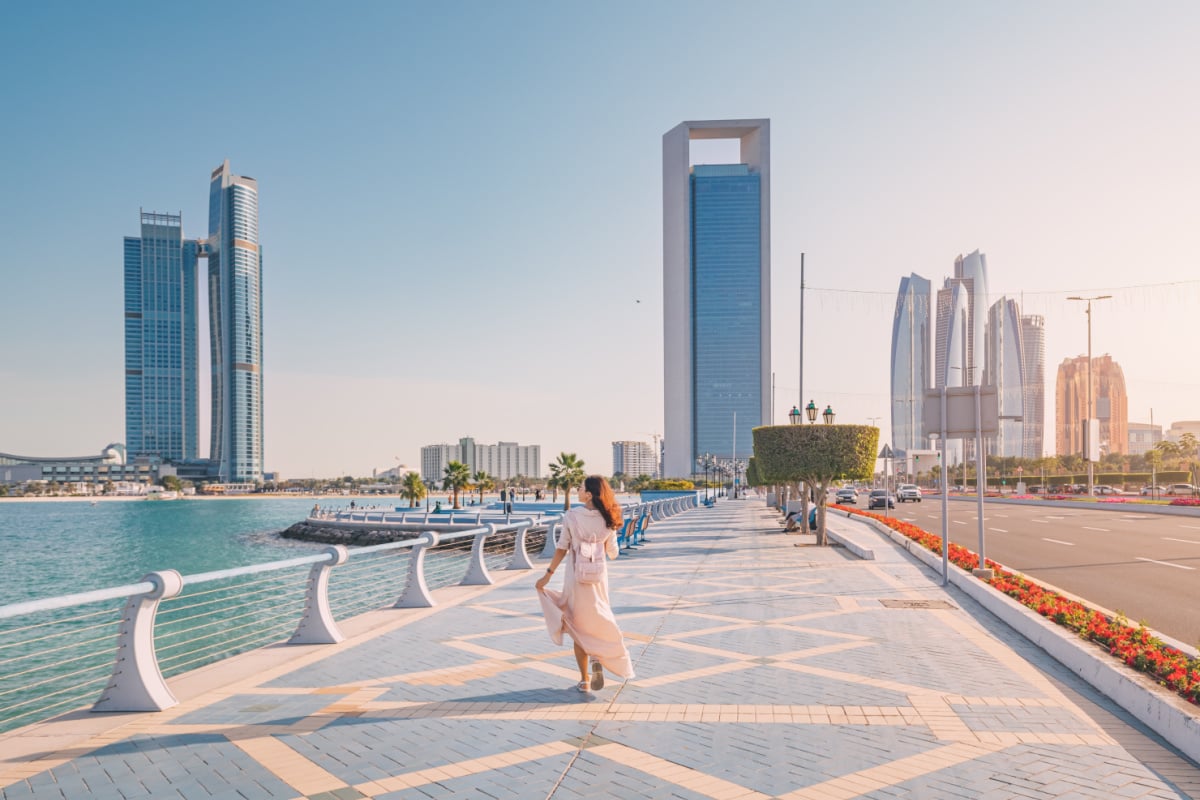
[572,520,607,585]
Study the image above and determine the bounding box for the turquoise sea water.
[0,497,330,606]
[0,495,524,733]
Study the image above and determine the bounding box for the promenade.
[3,500,1199,799]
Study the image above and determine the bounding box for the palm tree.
[552,452,586,510]
[472,470,494,506]
[402,472,427,507]
[548,462,564,503]
[442,461,471,509]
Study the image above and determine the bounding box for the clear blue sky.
[2,2,1198,478]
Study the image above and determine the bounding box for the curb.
[823,516,875,560]
[847,513,1200,766]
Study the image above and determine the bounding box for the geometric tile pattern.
[2,500,1198,799]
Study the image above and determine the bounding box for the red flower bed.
[835,504,1200,705]
[1170,498,1200,507]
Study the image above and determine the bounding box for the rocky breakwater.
[281,519,424,546]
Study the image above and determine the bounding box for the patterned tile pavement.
[2,499,1199,799]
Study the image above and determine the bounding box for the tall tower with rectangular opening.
[663,119,770,478]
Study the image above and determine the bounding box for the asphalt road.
[850,495,1200,648]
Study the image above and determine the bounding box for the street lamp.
[805,399,818,423]
[789,406,802,425]
[822,405,836,425]
[1067,294,1112,496]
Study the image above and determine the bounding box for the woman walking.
[536,475,634,692]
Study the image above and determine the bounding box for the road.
[852,496,1200,647]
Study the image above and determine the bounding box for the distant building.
[124,211,200,462]
[890,274,932,458]
[984,297,1024,458]
[1166,421,1200,444]
[0,444,171,488]
[1127,422,1163,456]
[612,441,658,478]
[420,440,540,482]
[1055,355,1128,456]
[1020,315,1046,459]
[663,120,770,477]
[206,160,263,484]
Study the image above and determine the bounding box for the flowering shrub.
[834,504,1200,705]
[1170,498,1200,507]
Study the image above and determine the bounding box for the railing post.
[506,522,535,570]
[93,569,183,713]
[461,525,495,585]
[288,546,347,645]
[396,532,439,608]
[541,520,560,558]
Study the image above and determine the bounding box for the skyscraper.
[663,120,770,478]
[1020,315,1046,459]
[985,298,1025,458]
[612,441,658,478]
[207,161,263,483]
[1055,355,1128,457]
[123,211,199,461]
[953,250,990,387]
[890,274,932,457]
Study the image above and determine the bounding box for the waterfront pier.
[2,500,1198,799]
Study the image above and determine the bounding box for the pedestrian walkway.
[3,500,1199,799]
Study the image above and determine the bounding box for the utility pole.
[1068,295,1111,496]
[799,253,805,412]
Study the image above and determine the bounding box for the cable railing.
[0,495,696,734]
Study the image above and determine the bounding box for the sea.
[0,494,494,733]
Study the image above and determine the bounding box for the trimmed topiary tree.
[753,424,879,546]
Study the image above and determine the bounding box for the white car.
[897,484,922,503]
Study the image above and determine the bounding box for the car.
[1027,485,1045,495]
[1140,485,1168,496]
[1092,485,1118,495]
[1167,483,1198,496]
[835,487,857,504]
[868,490,895,510]
[896,484,922,503]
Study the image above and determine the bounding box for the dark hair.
[584,475,623,530]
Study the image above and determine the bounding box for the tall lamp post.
[1067,295,1112,496]
[789,405,802,425]
[805,399,818,424]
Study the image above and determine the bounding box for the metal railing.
[0,495,696,733]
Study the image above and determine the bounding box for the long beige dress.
[538,506,635,679]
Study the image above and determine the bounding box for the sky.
[2,2,1199,479]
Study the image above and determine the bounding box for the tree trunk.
[563,483,571,511]
[799,481,810,539]
[815,480,830,546]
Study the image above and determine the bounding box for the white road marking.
[1082,526,1110,532]
[953,520,966,525]
[1163,537,1200,545]
[1030,519,1048,524]
[992,514,1009,518]
[1180,525,1200,530]
[1042,538,1075,546]
[990,528,1008,533]
[1135,557,1195,571]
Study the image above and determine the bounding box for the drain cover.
[879,599,956,610]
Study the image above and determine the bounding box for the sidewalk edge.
[847,513,1200,766]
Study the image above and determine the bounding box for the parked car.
[1092,485,1118,495]
[835,487,857,504]
[868,490,895,510]
[1028,485,1045,495]
[896,484,922,503]
[1167,483,1198,496]
[1140,485,1168,496]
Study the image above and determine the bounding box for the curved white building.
[986,298,1025,458]
[890,274,932,458]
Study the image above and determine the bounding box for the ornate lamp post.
[822,405,836,425]
[789,406,802,425]
[805,400,818,424]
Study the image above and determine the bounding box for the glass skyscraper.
[663,120,770,477]
[985,297,1025,458]
[123,211,199,461]
[207,160,263,483]
[890,274,932,458]
[1020,315,1046,458]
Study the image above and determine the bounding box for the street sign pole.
[941,387,949,586]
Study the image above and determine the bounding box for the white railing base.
[289,546,347,645]
[93,570,183,713]
[395,532,439,608]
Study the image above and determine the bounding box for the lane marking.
[1042,538,1075,546]
[1082,526,1110,532]
[989,528,1008,533]
[1180,525,1200,531]
[992,514,1009,518]
[1135,556,1195,571]
[1030,519,1048,524]
[953,520,966,525]
[1163,537,1200,545]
